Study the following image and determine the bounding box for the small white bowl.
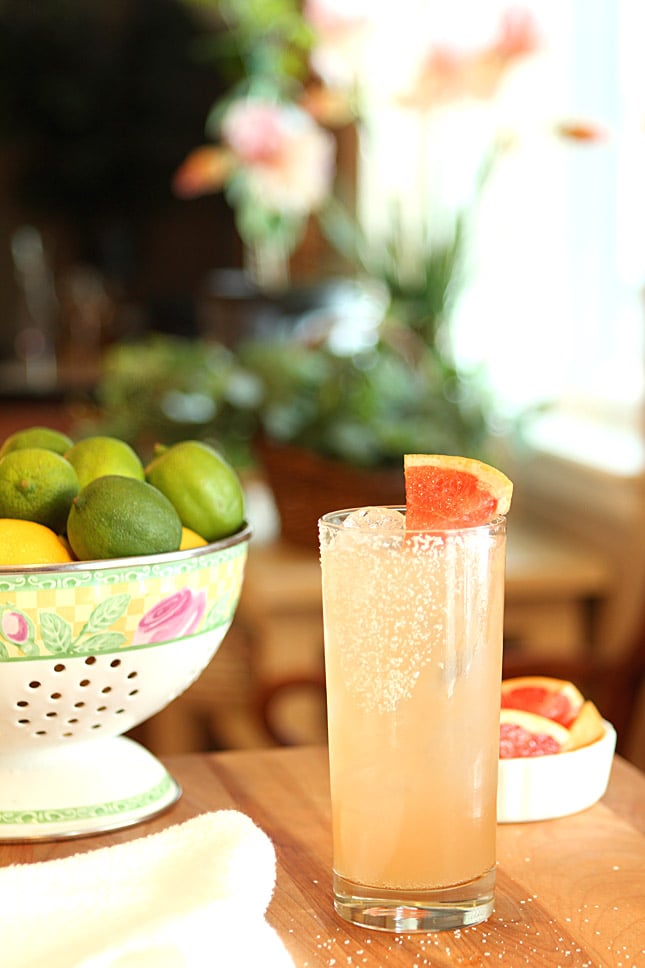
[497,720,617,823]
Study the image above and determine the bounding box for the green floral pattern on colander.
[0,543,246,660]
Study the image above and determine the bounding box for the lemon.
[67,475,182,560]
[0,426,73,458]
[179,526,208,550]
[0,518,74,566]
[65,436,144,489]
[145,440,245,542]
[0,448,79,533]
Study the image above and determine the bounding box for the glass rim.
[318,506,507,536]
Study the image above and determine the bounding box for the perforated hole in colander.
[12,654,143,741]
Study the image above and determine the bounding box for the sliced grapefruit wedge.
[562,700,606,751]
[404,454,513,530]
[499,708,570,759]
[501,675,584,729]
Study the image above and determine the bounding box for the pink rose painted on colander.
[133,588,207,645]
[2,611,29,645]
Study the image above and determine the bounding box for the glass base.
[333,866,495,933]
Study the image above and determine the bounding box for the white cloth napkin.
[0,810,295,968]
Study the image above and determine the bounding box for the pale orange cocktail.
[319,506,506,932]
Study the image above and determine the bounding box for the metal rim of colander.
[0,522,252,574]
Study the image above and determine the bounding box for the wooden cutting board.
[168,746,645,968]
[1,745,642,967]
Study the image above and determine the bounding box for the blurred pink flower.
[133,588,207,645]
[303,0,375,89]
[300,83,354,128]
[496,7,541,60]
[398,8,541,109]
[221,98,336,215]
[172,146,234,199]
[173,98,335,222]
[555,120,608,143]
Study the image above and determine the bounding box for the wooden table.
[1,746,643,967]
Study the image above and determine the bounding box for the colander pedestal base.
[0,735,181,841]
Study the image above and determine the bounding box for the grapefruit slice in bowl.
[497,699,616,823]
[499,708,570,759]
[404,454,513,530]
[562,700,607,751]
[501,675,584,728]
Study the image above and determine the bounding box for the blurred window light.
[356,1,645,433]
[450,0,645,422]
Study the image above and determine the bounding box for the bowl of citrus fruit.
[497,675,616,822]
[0,426,250,840]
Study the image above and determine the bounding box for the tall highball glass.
[319,506,507,932]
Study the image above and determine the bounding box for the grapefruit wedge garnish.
[404,454,513,530]
[499,708,570,759]
[501,675,584,729]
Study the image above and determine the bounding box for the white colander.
[0,524,251,839]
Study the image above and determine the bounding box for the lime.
[145,440,245,542]
[0,426,73,458]
[66,475,182,560]
[65,436,144,489]
[0,448,79,533]
[0,518,74,565]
